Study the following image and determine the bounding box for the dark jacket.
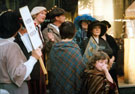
[14,33,40,80]
[106,34,119,61]
[98,37,113,58]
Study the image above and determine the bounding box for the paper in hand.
[21,33,33,52]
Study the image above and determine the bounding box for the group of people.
[0,5,119,94]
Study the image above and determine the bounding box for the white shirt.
[50,23,59,33]
[93,37,99,44]
[19,32,33,53]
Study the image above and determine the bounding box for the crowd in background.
[0,5,119,94]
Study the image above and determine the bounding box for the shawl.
[83,37,99,64]
[49,41,86,94]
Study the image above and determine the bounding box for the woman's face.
[35,10,47,24]
[92,26,101,37]
[81,22,88,31]
[95,59,108,71]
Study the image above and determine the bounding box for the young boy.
[81,51,119,94]
[49,21,86,94]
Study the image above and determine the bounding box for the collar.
[0,37,15,46]
[0,37,15,41]
[34,22,41,28]
[50,23,59,33]
[92,36,99,44]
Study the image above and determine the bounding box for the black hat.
[101,20,111,28]
[87,20,107,38]
[0,10,21,38]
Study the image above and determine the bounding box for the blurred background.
[1,0,135,93]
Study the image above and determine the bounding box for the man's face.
[56,14,66,24]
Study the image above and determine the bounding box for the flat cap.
[31,6,47,16]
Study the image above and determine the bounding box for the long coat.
[42,24,61,71]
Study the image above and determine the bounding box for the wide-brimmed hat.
[0,10,21,38]
[74,14,96,29]
[101,20,111,28]
[87,20,107,38]
[31,6,47,16]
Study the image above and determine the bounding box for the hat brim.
[74,14,96,29]
[88,22,107,37]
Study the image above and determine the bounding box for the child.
[49,21,86,94]
[81,51,119,94]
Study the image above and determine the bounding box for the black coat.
[14,33,40,80]
[106,34,119,61]
[105,34,119,88]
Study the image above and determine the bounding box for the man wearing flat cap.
[42,7,65,57]
[42,7,66,90]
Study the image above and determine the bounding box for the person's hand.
[102,64,114,83]
[32,48,42,60]
[48,32,54,42]
[109,56,115,68]
[102,64,108,73]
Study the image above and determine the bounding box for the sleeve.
[6,43,28,87]
[104,41,113,57]
[42,28,54,53]
[107,35,119,60]
[73,29,82,46]
[105,79,119,94]
[23,56,37,80]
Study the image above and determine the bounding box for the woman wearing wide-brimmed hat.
[73,14,96,55]
[87,20,113,57]
[83,20,113,64]
[0,10,42,94]
[82,21,119,94]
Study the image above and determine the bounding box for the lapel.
[48,24,61,37]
